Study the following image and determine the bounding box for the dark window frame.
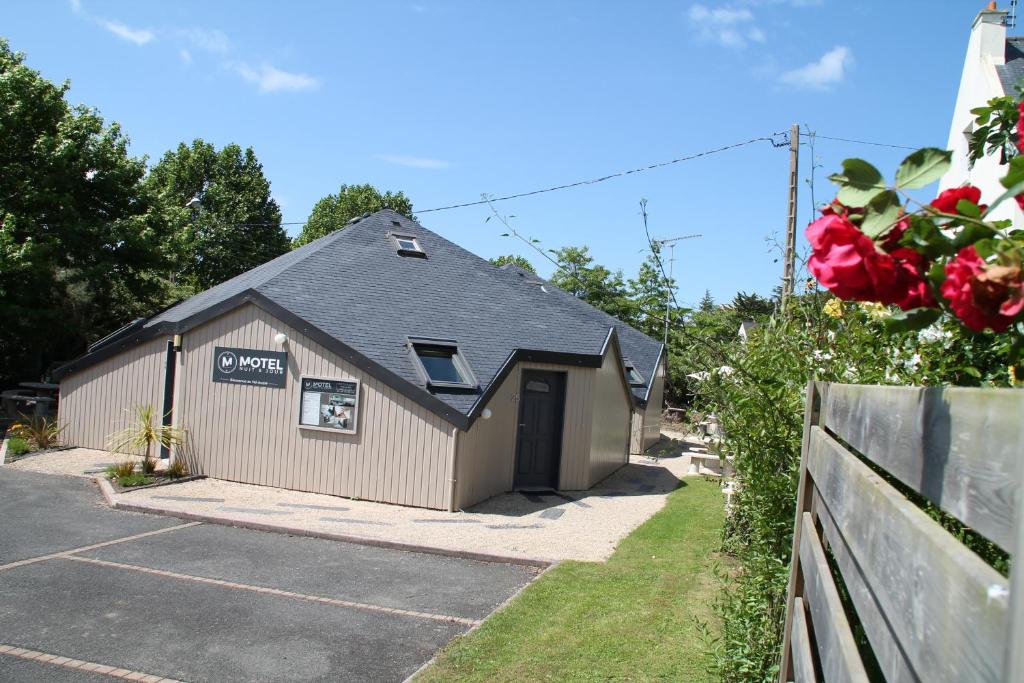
[389,233,426,258]
[407,337,478,391]
[624,360,646,387]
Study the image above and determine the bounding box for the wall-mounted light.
[274,332,289,346]
[481,408,492,420]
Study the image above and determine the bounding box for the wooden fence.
[778,381,1024,683]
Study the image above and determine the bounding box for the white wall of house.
[941,7,1023,225]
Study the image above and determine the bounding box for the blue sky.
[1,1,985,306]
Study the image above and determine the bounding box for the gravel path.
[7,437,714,563]
[4,447,153,477]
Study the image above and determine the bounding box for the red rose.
[930,185,986,215]
[890,248,936,310]
[807,213,935,310]
[941,246,1023,332]
[1018,100,1024,148]
[880,217,909,252]
[807,214,895,301]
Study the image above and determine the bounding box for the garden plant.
[688,96,1024,682]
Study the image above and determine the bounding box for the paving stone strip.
[318,516,391,526]
[152,495,225,503]
[63,555,481,627]
[0,643,181,682]
[275,502,350,512]
[0,522,201,572]
[218,506,292,515]
[411,518,482,524]
[485,523,545,530]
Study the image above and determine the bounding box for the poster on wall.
[299,377,359,433]
[211,346,287,388]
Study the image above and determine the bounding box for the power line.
[416,133,790,213]
[232,129,919,228]
[804,131,919,151]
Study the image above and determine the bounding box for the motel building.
[54,210,665,511]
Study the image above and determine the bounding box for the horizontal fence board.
[799,513,870,683]
[791,597,819,683]
[821,383,1022,551]
[807,427,1008,683]
[811,490,918,683]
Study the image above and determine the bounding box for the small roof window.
[624,361,645,386]
[408,338,477,390]
[390,233,425,257]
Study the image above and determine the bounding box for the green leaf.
[1000,155,1024,189]
[963,366,982,378]
[895,148,952,190]
[883,307,942,333]
[951,223,996,250]
[829,158,885,207]
[860,190,902,239]
[905,216,954,259]
[926,261,946,287]
[955,199,981,218]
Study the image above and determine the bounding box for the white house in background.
[941,3,1024,225]
[737,320,758,343]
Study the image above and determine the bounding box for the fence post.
[1004,418,1024,682]
[778,380,826,683]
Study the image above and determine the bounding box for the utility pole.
[782,123,800,311]
[652,234,702,346]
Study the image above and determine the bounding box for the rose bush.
[806,119,1024,357]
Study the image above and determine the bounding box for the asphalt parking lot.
[0,469,537,682]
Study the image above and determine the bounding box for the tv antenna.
[651,234,702,346]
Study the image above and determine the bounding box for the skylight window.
[408,338,477,390]
[624,361,645,386]
[391,233,425,257]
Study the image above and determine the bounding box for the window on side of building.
[408,339,477,390]
[624,361,645,386]
[391,233,425,256]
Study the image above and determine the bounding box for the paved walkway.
[7,437,706,563]
[0,468,535,682]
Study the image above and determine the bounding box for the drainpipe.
[446,425,460,512]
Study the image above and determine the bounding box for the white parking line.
[0,642,183,682]
[0,522,201,572]
[63,555,482,627]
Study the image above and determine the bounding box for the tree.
[627,246,677,338]
[294,184,413,247]
[549,246,636,321]
[0,39,171,385]
[731,291,775,320]
[698,289,716,312]
[145,139,289,290]
[489,254,536,273]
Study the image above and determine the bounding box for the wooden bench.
[779,381,1024,682]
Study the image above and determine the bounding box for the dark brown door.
[514,370,566,489]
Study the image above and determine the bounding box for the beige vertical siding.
[173,304,454,509]
[643,358,665,450]
[587,349,632,486]
[630,410,645,455]
[454,360,596,508]
[59,337,169,453]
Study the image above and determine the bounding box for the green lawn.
[417,477,726,682]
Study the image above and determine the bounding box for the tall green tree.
[627,246,677,338]
[489,254,536,273]
[698,289,716,312]
[0,39,170,385]
[731,290,775,320]
[294,184,413,247]
[145,139,289,290]
[549,246,636,322]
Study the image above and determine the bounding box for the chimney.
[972,3,1009,63]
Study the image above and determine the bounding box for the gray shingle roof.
[997,37,1024,94]
[140,209,662,418]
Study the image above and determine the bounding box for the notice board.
[298,377,359,434]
